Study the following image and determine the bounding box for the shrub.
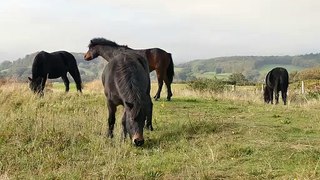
[187,78,226,93]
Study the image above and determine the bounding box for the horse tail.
[280,69,289,90]
[167,53,174,84]
[72,58,83,91]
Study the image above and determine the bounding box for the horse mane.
[114,55,149,118]
[89,38,131,49]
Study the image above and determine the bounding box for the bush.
[187,78,226,93]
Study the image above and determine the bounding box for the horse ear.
[28,77,32,81]
[125,102,134,110]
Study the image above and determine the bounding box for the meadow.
[0,81,320,179]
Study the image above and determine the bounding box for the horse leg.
[275,89,280,104]
[40,76,47,96]
[61,75,70,92]
[270,89,274,104]
[154,70,164,100]
[107,100,117,138]
[121,111,128,140]
[275,93,280,104]
[282,90,287,105]
[69,70,82,93]
[145,97,153,131]
[164,77,173,101]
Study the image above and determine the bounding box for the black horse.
[84,38,153,146]
[28,51,82,95]
[264,67,289,105]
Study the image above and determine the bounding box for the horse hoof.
[145,125,153,131]
[107,133,114,138]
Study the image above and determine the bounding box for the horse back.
[51,51,77,67]
[145,48,170,71]
[266,67,289,90]
[104,53,150,107]
[32,51,76,79]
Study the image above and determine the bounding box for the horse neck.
[97,46,132,61]
[132,49,147,59]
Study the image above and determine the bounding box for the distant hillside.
[175,53,320,82]
[1,52,320,82]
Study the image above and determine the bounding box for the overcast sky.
[0,0,319,63]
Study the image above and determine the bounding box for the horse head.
[125,101,145,146]
[28,77,44,94]
[84,46,99,61]
[263,86,271,103]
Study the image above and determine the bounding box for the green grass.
[0,83,320,179]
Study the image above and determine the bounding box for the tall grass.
[1,81,320,179]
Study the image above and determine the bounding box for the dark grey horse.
[264,67,289,105]
[84,38,153,146]
[28,51,82,95]
[84,37,174,101]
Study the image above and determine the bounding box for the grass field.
[0,81,320,179]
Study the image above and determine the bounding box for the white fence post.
[301,81,305,94]
[232,85,235,91]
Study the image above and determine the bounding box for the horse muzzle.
[132,133,144,146]
[84,53,93,61]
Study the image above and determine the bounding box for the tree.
[228,73,249,85]
[0,61,12,70]
[244,70,260,82]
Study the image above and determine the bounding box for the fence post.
[301,81,305,94]
[261,84,264,93]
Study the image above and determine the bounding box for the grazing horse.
[264,67,289,105]
[84,38,174,101]
[84,38,153,146]
[28,51,82,95]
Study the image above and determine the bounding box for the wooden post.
[301,81,305,94]
[261,84,264,93]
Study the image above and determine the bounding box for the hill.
[1,52,320,82]
[175,53,320,82]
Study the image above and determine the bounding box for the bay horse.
[84,38,174,101]
[84,38,153,146]
[264,67,289,105]
[28,51,82,95]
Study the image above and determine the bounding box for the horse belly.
[47,67,67,79]
[48,73,60,79]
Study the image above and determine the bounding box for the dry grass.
[83,80,104,93]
